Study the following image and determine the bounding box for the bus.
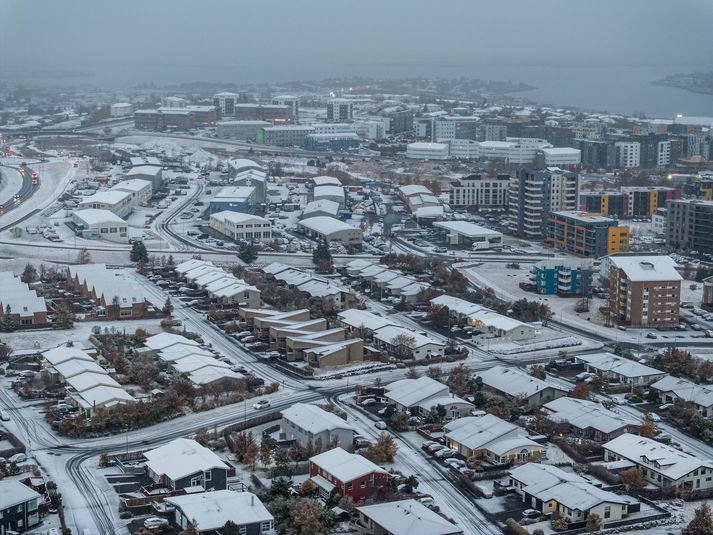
[31,171,39,185]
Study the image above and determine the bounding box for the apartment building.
[666,199,713,255]
[579,191,627,218]
[607,255,682,327]
[326,99,353,122]
[620,186,679,218]
[545,211,629,257]
[213,92,241,118]
[615,141,641,168]
[448,174,510,209]
[507,168,579,239]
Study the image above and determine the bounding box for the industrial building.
[432,221,503,249]
[209,186,257,214]
[298,216,362,246]
[72,209,129,243]
[209,211,272,243]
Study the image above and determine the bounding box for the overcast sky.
[1,0,712,86]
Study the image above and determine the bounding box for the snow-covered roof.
[430,295,530,334]
[576,352,664,380]
[112,178,152,193]
[338,309,395,332]
[166,490,272,532]
[145,333,198,351]
[126,165,162,177]
[213,186,255,201]
[445,414,537,453]
[313,185,345,199]
[303,199,340,217]
[53,358,108,379]
[78,189,132,206]
[0,272,47,316]
[541,147,581,155]
[651,376,713,408]
[171,355,229,374]
[433,220,502,238]
[543,397,639,434]
[73,384,134,410]
[73,209,125,226]
[414,205,445,219]
[310,447,386,482]
[603,433,713,481]
[262,262,292,276]
[312,175,342,187]
[281,403,355,434]
[145,438,228,481]
[65,371,120,393]
[357,499,462,535]
[42,346,94,366]
[374,325,444,351]
[298,216,355,235]
[68,264,147,307]
[479,365,566,399]
[158,345,214,362]
[188,367,243,385]
[384,376,449,408]
[608,255,682,282]
[0,480,41,509]
[175,259,213,275]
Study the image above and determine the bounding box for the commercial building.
[543,397,640,442]
[445,414,544,464]
[308,447,389,501]
[384,107,414,133]
[607,255,682,327]
[213,92,241,117]
[406,142,449,160]
[209,186,257,214]
[575,352,665,385]
[545,211,629,257]
[576,139,617,169]
[327,98,353,122]
[209,211,271,243]
[216,120,270,140]
[111,178,153,205]
[650,376,713,417]
[433,116,480,141]
[124,165,163,189]
[398,184,441,212]
[432,220,503,249]
[507,168,579,239]
[161,96,188,108]
[144,438,228,491]
[305,132,361,152]
[133,108,197,131]
[234,103,292,122]
[258,125,315,147]
[603,433,713,491]
[110,102,133,117]
[0,272,48,328]
[666,199,713,255]
[531,260,593,296]
[0,480,42,534]
[448,138,481,159]
[72,209,128,243]
[509,463,639,526]
[185,105,217,125]
[356,500,463,535]
[479,365,567,408]
[166,491,273,535]
[479,138,553,165]
[298,216,362,246]
[78,190,133,218]
[539,147,582,167]
[615,141,641,168]
[281,403,355,452]
[448,174,510,209]
[272,95,299,117]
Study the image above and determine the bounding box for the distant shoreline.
[651,72,713,96]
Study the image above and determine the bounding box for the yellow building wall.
[607,226,630,254]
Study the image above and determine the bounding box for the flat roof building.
[298,216,362,246]
[72,209,128,243]
[209,211,272,243]
[545,210,629,257]
[432,220,503,249]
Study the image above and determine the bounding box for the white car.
[253,400,271,410]
[143,517,169,530]
[374,420,387,430]
[0,410,9,422]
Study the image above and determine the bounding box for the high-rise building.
[433,116,480,141]
[579,192,627,218]
[477,123,508,142]
[615,141,641,168]
[620,187,679,218]
[507,168,579,239]
[213,92,241,118]
[576,139,617,169]
[271,95,299,119]
[545,211,629,257]
[384,108,414,133]
[448,174,510,209]
[666,199,713,255]
[607,255,681,327]
[327,99,353,122]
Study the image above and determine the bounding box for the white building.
[432,221,503,249]
[372,325,445,360]
[167,491,273,535]
[616,141,641,168]
[209,211,272,242]
[312,184,345,207]
[657,140,671,168]
[312,123,357,135]
[213,91,240,116]
[281,403,355,452]
[479,138,552,165]
[78,190,133,218]
[540,147,581,166]
[327,99,353,122]
[448,174,510,208]
[406,142,449,160]
[72,209,128,243]
[448,139,481,159]
[298,216,362,246]
[111,178,152,206]
[479,365,567,408]
[125,165,163,189]
[110,102,133,117]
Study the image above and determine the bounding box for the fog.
[1,0,711,88]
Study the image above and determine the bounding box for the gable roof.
[543,397,639,434]
[0,480,41,509]
[479,366,566,399]
[651,376,713,408]
[166,490,272,531]
[357,499,463,535]
[576,352,664,379]
[310,447,387,482]
[144,438,228,481]
[281,403,355,435]
[384,376,449,408]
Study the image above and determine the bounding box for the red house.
[308,447,389,502]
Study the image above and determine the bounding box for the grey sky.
[1,0,712,86]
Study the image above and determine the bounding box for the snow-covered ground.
[0,165,23,204]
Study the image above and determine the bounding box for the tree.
[290,498,323,535]
[274,448,290,470]
[637,411,658,438]
[221,521,241,535]
[260,437,273,468]
[129,240,149,263]
[447,364,471,397]
[405,367,420,379]
[195,427,210,447]
[363,432,397,463]
[312,238,333,273]
[620,468,645,491]
[405,474,419,491]
[76,248,92,264]
[585,513,601,533]
[391,333,416,359]
[570,382,589,400]
[162,297,174,316]
[244,440,259,471]
[529,364,546,380]
[238,243,259,264]
[184,519,199,535]
[685,503,713,535]
[300,478,316,495]
[21,263,37,284]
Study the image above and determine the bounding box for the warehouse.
[209,211,272,242]
[111,178,153,206]
[72,209,129,243]
[298,216,362,246]
[312,184,345,208]
[209,186,257,214]
[124,165,163,189]
[78,190,133,218]
[433,220,503,249]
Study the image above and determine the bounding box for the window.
[347,483,353,490]
[205,471,212,481]
[261,521,272,532]
[360,481,366,488]
[239,527,247,535]
[604,506,611,519]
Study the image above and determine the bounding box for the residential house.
[0,480,42,534]
[281,403,355,452]
[384,377,473,420]
[543,397,640,442]
[356,499,463,535]
[650,376,713,417]
[575,352,665,385]
[309,447,389,502]
[372,325,445,361]
[479,366,567,408]
[144,438,229,491]
[0,272,48,328]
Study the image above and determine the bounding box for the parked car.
[360,398,377,406]
[426,444,445,454]
[659,403,674,411]
[422,440,439,451]
[646,332,658,339]
[143,517,169,530]
[522,509,541,519]
[9,453,26,463]
[0,410,9,422]
[434,448,456,459]
[253,400,271,410]
[374,420,387,430]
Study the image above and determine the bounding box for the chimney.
[251,495,255,506]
